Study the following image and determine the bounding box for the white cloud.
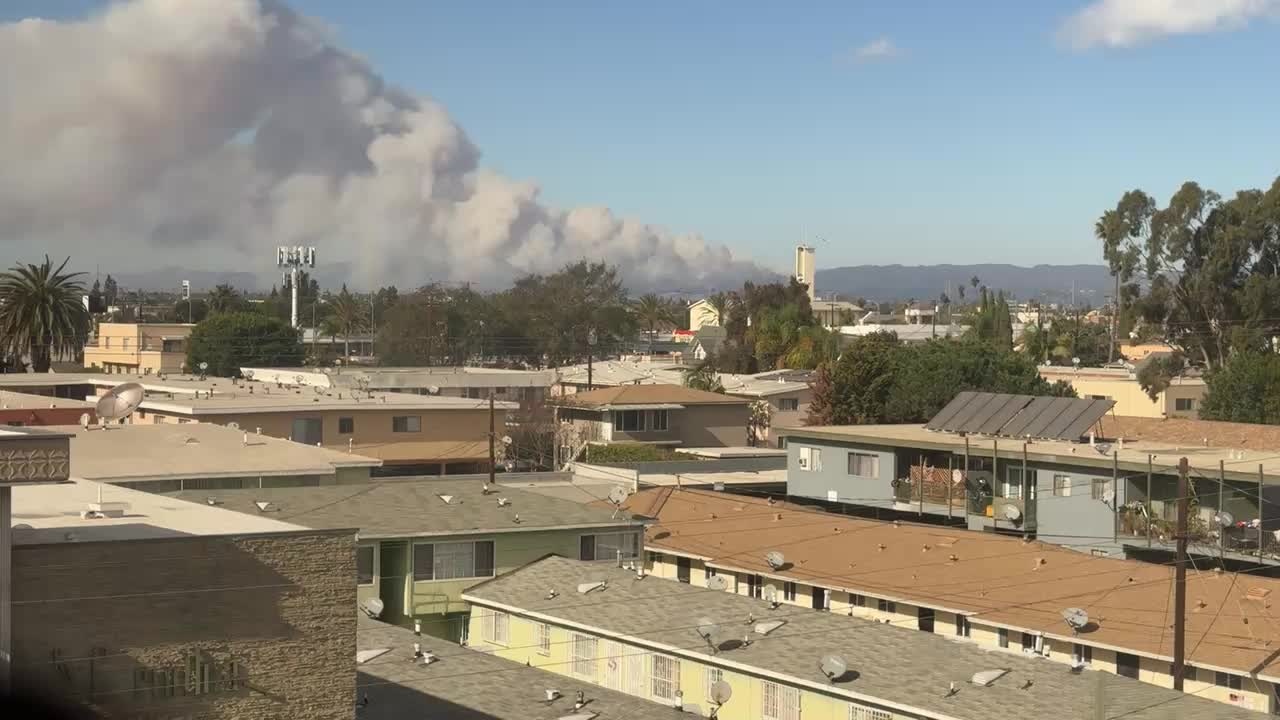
[849,37,901,62]
[1060,0,1280,49]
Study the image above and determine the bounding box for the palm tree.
[321,285,368,359]
[701,291,731,327]
[206,283,242,315]
[631,294,676,352]
[0,256,90,372]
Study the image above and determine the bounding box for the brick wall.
[11,530,356,720]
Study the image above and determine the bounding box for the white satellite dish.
[1061,607,1090,635]
[360,597,384,619]
[765,551,786,570]
[1002,504,1022,522]
[227,421,240,430]
[706,575,729,591]
[762,585,780,608]
[95,382,144,425]
[709,679,732,706]
[1216,511,1235,527]
[501,435,513,445]
[608,485,629,505]
[426,385,440,395]
[971,668,1008,687]
[819,654,848,683]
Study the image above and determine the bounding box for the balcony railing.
[894,465,967,510]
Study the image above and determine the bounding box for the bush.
[585,444,690,463]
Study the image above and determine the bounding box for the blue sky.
[8,1,1280,273]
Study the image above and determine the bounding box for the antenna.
[95,382,144,426]
[765,551,786,570]
[706,575,729,591]
[1061,607,1090,636]
[819,654,848,683]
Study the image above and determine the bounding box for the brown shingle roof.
[553,383,748,408]
[1101,415,1280,450]
[624,487,1280,680]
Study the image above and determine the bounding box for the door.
[291,417,323,445]
[918,607,935,632]
[812,586,827,610]
[1116,652,1139,679]
[601,640,623,691]
[378,541,408,621]
[676,556,691,584]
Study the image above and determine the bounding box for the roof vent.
[577,581,607,595]
[970,669,1009,687]
[438,494,455,505]
[1248,587,1273,601]
[254,501,273,512]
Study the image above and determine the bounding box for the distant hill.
[815,264,1113,305]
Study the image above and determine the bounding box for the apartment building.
[627,486,1280,714]
[8,478,355,720]
[462,555,1250,720]
[553,384,751,449]
[168,478,645,641]
[83,322,194,375]
[0,391,96,427]
[1039,364,1206,419]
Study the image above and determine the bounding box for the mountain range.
[815,264,1113,305]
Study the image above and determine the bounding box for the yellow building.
[1039,365,1205,419]
[463,556,1253,720]
[84,322,194,374]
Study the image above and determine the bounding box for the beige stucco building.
[552,384,751,449]
[84,323,194,375]
[1039,365,1206,419]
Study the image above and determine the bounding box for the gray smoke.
[0,0,771,291]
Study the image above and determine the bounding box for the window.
[413,540,495,581]
[338,417,354,434]
[1020,633,1035,652]
[465,387,483,399]
[482,610,510,646]
[798,446,822,471]
[850,703,893,720]
[1216,672,1243,690]
[1091,478,1112,501]
[918,607,935,632]
[1072,643,1092,666]
[5,421,23,427]
[1175,398,1195,412]
[649,409,669,431]
[651,655,681,701]
[1087,394,1110,401]
[847,452,879,478]
[123,338,131,350]
[648,551,663,565]
[851,593,865,608]
[762,680,801,720]
[392,415,421,433]
[998,628,1009,648]
[536,623,552,656]
[779,397,800,412]
[570,633,597,679]
[746,574,763,599]
[1116,652,1139,679]
[612,410,644,432]
[1183,665,1197,682]
[1053,474,1072,497]
[579,532,640,561]
[356,545,375,585]
[290,417,323,445]
[1000,467,1024,499]
[783,582,797,602]
[876,598,896,614]
[955,615,971,638]
[704,667,724,702]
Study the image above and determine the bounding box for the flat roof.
[0,371,231,394]
[243,366,555,389]
[674,446,788,459]
[139,390,518,415]
[621,487,1280,681]
[0,390,95,410]
[355,614,688,720]
[778,422,1280,483]
[166,477,643,539]
[464,556,1250,720]
[53,423,380,482]
[10,478,307,544]
[553,384,748,409]
[638,469,787,488]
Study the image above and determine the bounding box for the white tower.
[795,245,816,302]
[276,246,317,329]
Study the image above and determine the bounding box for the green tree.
[0,256,91,372]
[682,361,724,393]
[700,291,732,327]
[1199,353,1280,424]
[1135,351,1186,402]
[805,362,836,425]
[186,312,303,377]
[87,278,105,314]
[206,283,244,315]
[631,293,677,351]
[321,284,368,359]
[102,274,119,307]
[173,297,209,323]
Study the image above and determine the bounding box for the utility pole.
[488,393,497,485]
[1172,456,1189,691]
[587,328,597,391]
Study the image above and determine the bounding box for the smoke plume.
[0,0,770,291]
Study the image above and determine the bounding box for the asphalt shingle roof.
[463,556,1259,720]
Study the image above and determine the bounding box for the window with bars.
[762,680,802,720]
[536,623,552,656]
[850,703,893,720]
[413,540,495,581]
[570,633,598,679]
[779,397,800,411]
[651,655,681,701]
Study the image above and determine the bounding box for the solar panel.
[924,393,1116,442]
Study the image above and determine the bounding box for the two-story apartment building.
[462,555,1254,720]
[84,322,194,375]
[552,384,751,450]
[169,478,645,641]
[626,486,1280,714]
[1039,364,1206,419]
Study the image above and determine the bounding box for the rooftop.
[0,371,228,394]
[839,324,969,341]
[355,614,689,720]
[54,423,380,483]
[10,478,306,545]
[0,390,94,410]
[1039,364,1206,385]
[166,477,642,539]
[139,389,517,415]
[464,556,1252,720]
[553,384,749,409]
[621,486,1280,681]
[555,361,686,388]
[242,366,555,389]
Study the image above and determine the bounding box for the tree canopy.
[186,312,303,377]
[1198,353,1280,424]
[0,256,90,372]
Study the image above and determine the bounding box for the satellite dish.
[426,385,440,395]
[95,382,144,424]
[607,486,629,506]
[695,617,718,642]
[819,654,848,683]
[1001,504,1022,522]
[709,680,732,706]
[1061,607,1090,635]
[502,435,513,445]
[227,421,240,430]
[1216,511,1235,527]
[970,668,1008,687]
[360,597,384,619]
[762,585,779,606]
[765,551,786,570]
[199,361,209,371]
[706,575,729,591]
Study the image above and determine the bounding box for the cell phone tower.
[276,246,317,328]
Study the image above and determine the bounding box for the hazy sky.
[5,0,1279,281]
